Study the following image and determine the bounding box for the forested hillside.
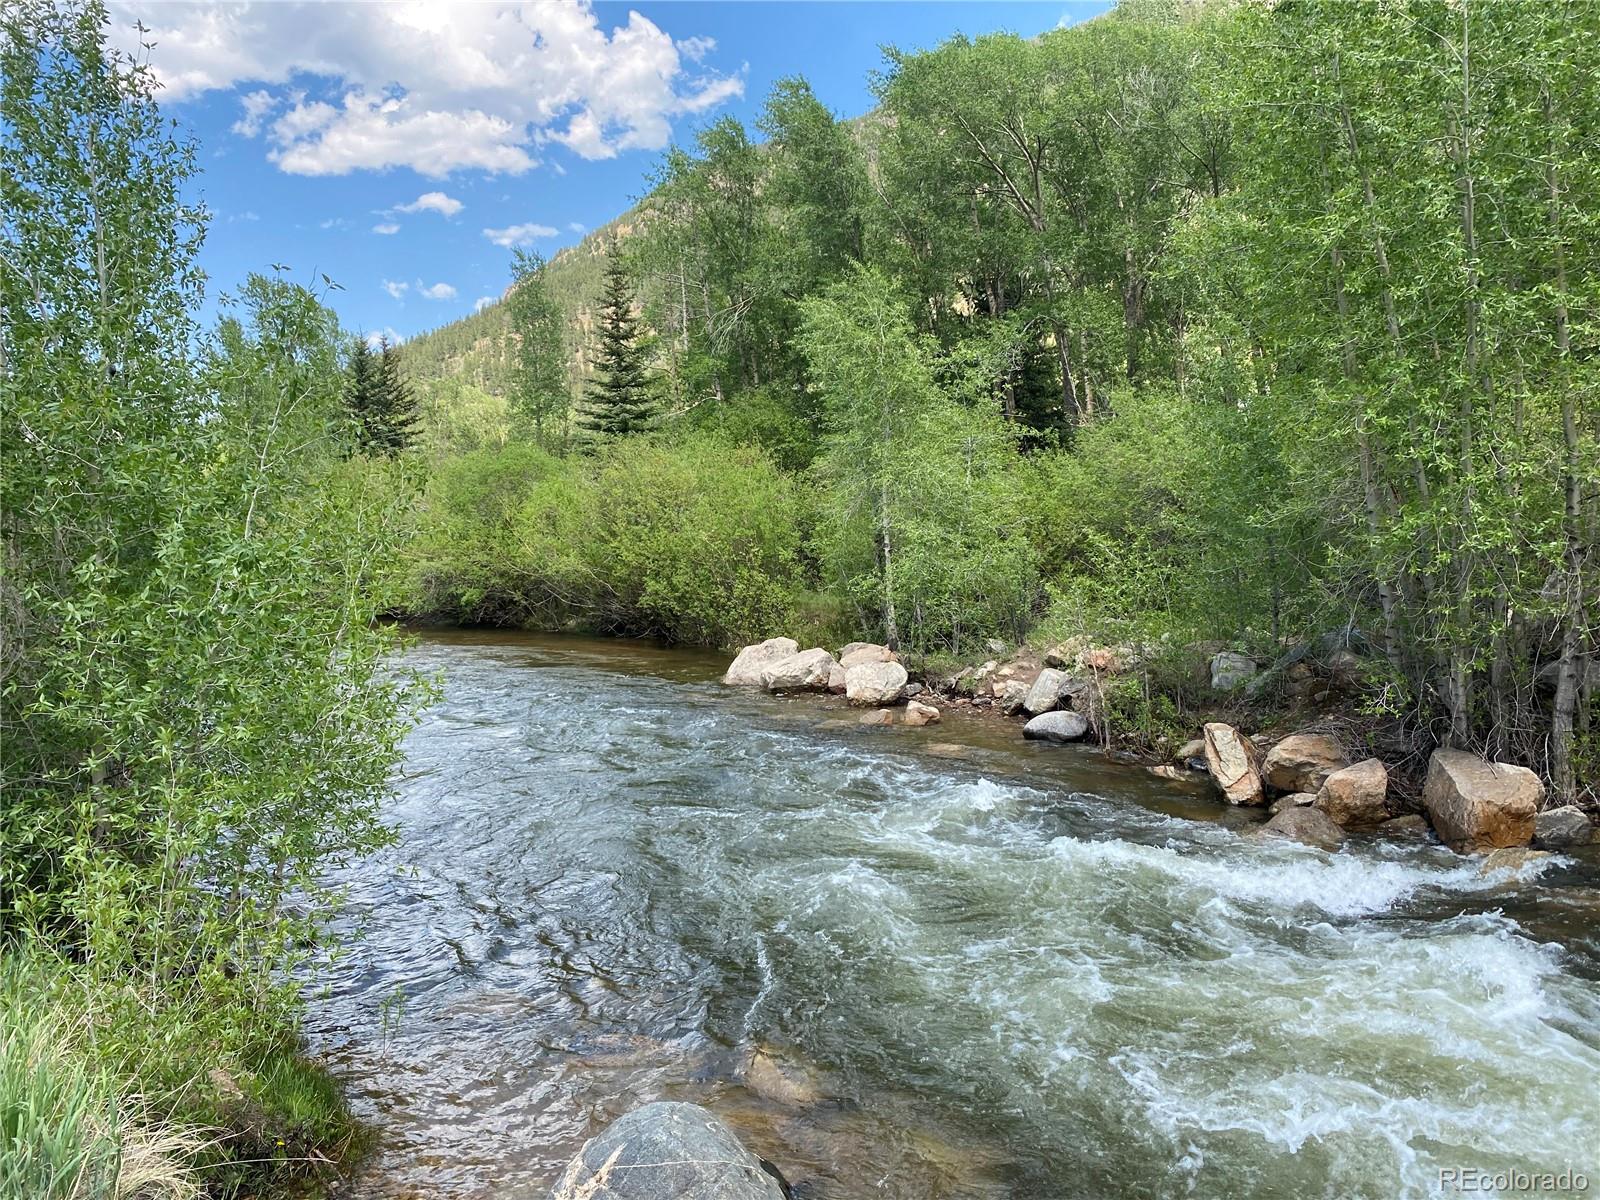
[400,0,1596,803]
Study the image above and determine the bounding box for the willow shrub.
[404,432,804,647]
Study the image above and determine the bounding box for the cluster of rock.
[722,637,940,727]
[723,635,1593,860]
[1175,723,1593,856]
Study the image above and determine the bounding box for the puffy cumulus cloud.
[567,221,586,233]
[382,279,409,300]
[372,221,401,235]
[474,295,497,312]
[231,88,277,136]
[364,326,404,349]
[109,1,744,176]
[396,190,463,217]
[483,222,556,248]
[417,280,457,301]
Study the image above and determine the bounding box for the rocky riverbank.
[719,635,1597,861]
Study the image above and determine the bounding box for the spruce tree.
[579,258,654,439]
[344,336,384,453]
[376,336,420,454]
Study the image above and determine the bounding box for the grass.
[0,952,370,1200]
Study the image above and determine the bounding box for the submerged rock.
[1262,732,1349,795]
[845,660,908,706]
[859,708,895,726]
[1023,710,1089,743]
[1261,805,1345,851]
[1533,805,1594,850]
[760,648,838,692]
[1478,847,1552,877]
[1422,749,1541,854]
[1313,758,1389,827]
[903,700,941,727]
[723,638,800,687]
[1378,814,1431,840]
[1267,792,1317,815]
[547,1101,788,1200]
[1202,722,1266,806]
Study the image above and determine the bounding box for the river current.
[310,630,1600,1200]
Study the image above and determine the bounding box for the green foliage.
[578,258,655,439]
[506,249,569,449]
[403,434,803,647]
[1,6,419,1193]
[800,265,1038,654]
[344,334,420,457]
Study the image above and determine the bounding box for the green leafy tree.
[579,257,654,439]
[1,2,418,1178]
[506,249,569,449]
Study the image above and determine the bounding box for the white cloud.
[396,190,463,217]
[231,88,277,136]
[364,326,404,349]
[319,217,347,230]
[109,2,744,175]
[474,295,496,312]
[382,279,408,300]
[372,221,401,235]
[482,222,557,248]
[567,221,586,234]
[417,280,457,301]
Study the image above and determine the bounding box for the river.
[309,630,1600,1200]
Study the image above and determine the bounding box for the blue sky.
[113,2,1111,341]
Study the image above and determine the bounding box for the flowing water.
[311,630,1600,1200]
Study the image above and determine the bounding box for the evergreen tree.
[344,335,384,452]
[579,258,654,439]
[376,335,420,454]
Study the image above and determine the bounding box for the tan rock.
[839,642,895,670]
[1378,814,1430,839]
[845,660,908,706]
[1079,646,1124,674]
[827,663,847,694]
[1262,732,1350,795]
[1533,805,1594,849]
[1313,758,1389,827]
[903,700,941,727]
[859,708,895,726]
[1175,737,1206,762]
[996,679,1030,715]
[1422,749,1541,854]
[924,742,970,759]
[1261,806,1345,851]
[760,647,838,692]
[722,637,799,686]
[1202,722,1266,806]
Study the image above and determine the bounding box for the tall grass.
[0,959,203,1200]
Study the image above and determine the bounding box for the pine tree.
[344,336,385,453]
[376,336,420,454]
[579,258,654,439]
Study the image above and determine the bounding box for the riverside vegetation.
[400,0,1596,807]
[1,0,1596,1197]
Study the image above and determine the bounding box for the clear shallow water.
[311,630,1600,1200]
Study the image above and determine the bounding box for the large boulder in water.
[1262,732,1349,795]
[845,660,907,706]
[1312,758,1389,827]
[1533,805,1594,850]
[723,638,799,686]
[1202,722,1266,806]
[1422,748,1541,854]
[1023,711,1089,743]
[1261,805,1345,851]
[547,1101,788,1200]
[760,648,838,692]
